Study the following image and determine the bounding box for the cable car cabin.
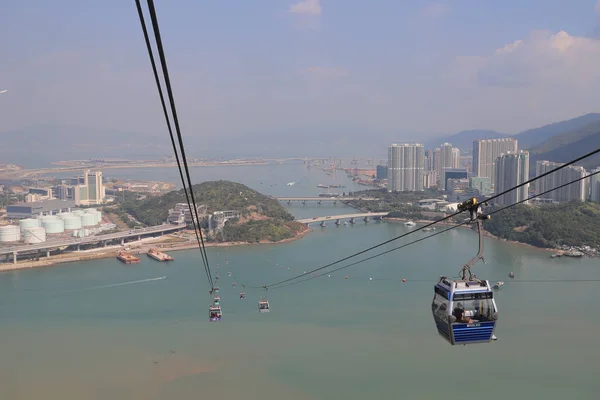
[213,295,221,305]
[239,292,246,299]
[209,305,222,322]
[258,299,270,313]
[431,277,498,345]
[213,286,220,293]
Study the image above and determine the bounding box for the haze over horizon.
[2,0,600,161]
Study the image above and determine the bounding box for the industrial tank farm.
[0,207,107,244]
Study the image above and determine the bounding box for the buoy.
[402,278,406,282]
[369,277,373,281]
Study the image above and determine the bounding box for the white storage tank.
[72,209,85,216]
[96,210,103,223]
[81,213,96,227]
[72,228,88,238]
[42,219,65,234]
[0,225,21,242]
[85,209,99,225]
[19,218,41,232]
[63,216,82,230]
[58,212,72,219]
[23,227,46,243]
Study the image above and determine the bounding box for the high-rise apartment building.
[590,168,600,203]
[473,138,518,185]
[494,150,529,205]
[452,148,461,169]
[535,161,586,202]
[72,170,105,206]
[388,143,425,191]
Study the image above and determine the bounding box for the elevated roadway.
[298,212,388,224]
[0,223,187,258]
[276,196,377,202]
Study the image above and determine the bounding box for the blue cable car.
[432,198,498,345]
[432,277,498,345]
[209,304,222,322]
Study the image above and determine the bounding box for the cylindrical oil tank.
[42,219,65,234]
[84,209,98,225]
[23,227,46,243]
[58,212,72,219]
[96,210,103,223]
[81,214,96,227]
[19,218,41,232]
[40,215,58,223]
[63,216,82,230]
[72,228,88,238]
[72,210,85,216]
[0,225,21,242]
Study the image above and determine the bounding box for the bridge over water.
[298,212,388,225]
[276,196,377,203]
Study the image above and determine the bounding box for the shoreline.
[0,226,311,273]
[384,217,557,254]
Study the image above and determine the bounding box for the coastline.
[384,217,557,254]
[0,226,311,273]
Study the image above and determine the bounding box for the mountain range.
[424,113,600,151]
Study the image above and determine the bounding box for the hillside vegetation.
[517,113,600,150]
[528,120,600,171]
[121,181,306,243]
[484,202,600,249]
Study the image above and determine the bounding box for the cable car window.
[451,298,496,323]
[431,293,448,321]
[434,286,449,299]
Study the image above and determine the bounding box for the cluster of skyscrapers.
[387,142,462,192]
[385,137,599,205]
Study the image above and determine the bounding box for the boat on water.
[147,248,174,262]
[317,184,330,188]
[564,250,584,258]
[404,220,416,227]
[493,281,504,289]
[117,251,141,264]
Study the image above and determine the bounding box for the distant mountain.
[528,120,600,171]
[515,113,600,150]
[424,130,509,151]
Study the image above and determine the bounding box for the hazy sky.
[1,0,600,150]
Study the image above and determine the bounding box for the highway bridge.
[0,223,187,264]
[276,196,377,203]
[298,212,388,225]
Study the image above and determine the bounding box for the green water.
[1,217,599,399]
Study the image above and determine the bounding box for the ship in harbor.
[317,184,346,188]
[117,251,141,264]
[147,248,174,262]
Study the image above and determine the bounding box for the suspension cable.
[268,169,600,291]
[135,0,214,290]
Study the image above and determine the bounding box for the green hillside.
[528,120,600,170]
[484,202,600,249]
[120,181,306,243]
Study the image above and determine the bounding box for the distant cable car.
[213,295,221,305]
[258,299,270,313]
[431,198,498,345]
[214,286,220,293]
[209,305,222,322]
[240,292,246,299]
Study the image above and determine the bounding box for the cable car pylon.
[431,198,498,345]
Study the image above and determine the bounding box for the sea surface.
[1,162,599,399]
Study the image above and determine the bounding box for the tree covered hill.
[120,181,306,243]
